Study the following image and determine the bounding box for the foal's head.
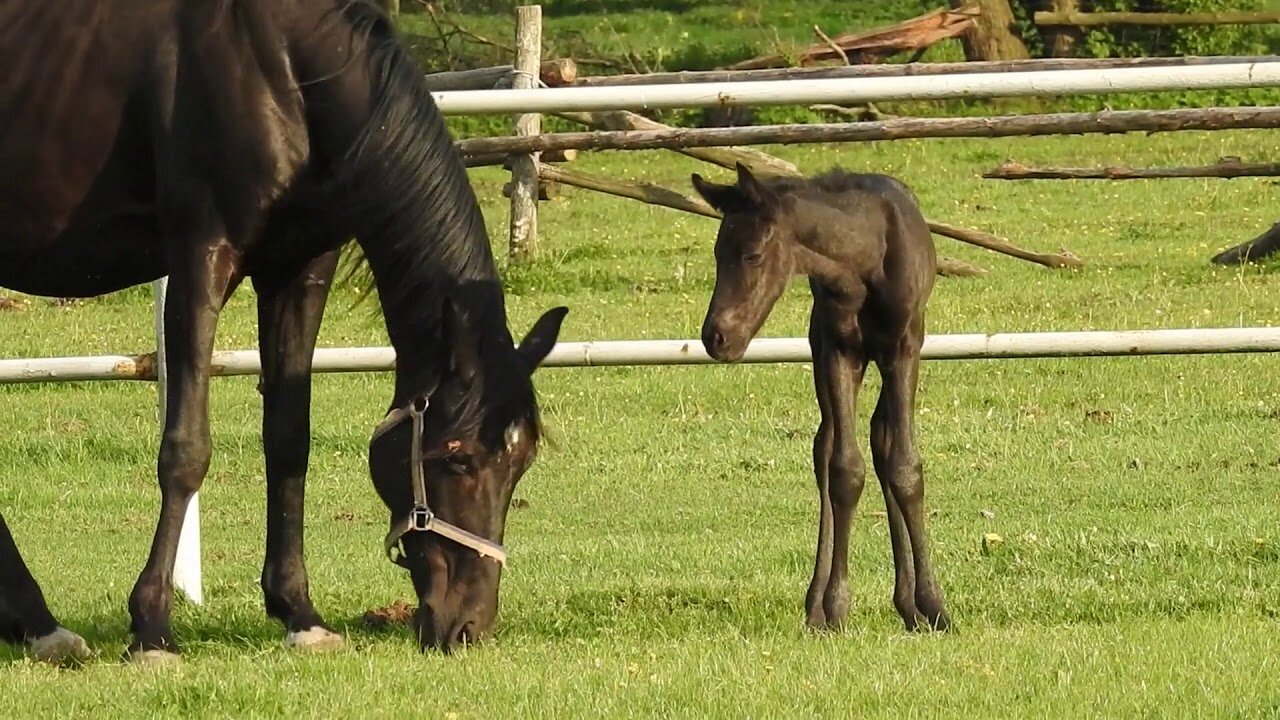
[692,163,796,362]
[367,302,567,653]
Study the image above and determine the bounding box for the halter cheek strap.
[372,396,508,568]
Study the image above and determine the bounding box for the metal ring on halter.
[375,392,508,568]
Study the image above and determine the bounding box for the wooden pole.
[424,59,577,92]
[455,107,1280,157]
[553,110,800,177]
[985,158,1280,180]
[926,221,1082,269]
[1035,10,1280,26]
[568,56,1279,87]
[507,5,542,263]
[465,148,576,169]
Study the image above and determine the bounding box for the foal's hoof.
[284,626,345,652]
[29,627,90,665]
[127,648,181,666]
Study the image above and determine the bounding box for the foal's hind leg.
[870,394,920,628]
[254,249,343,651]
[804,309,869,630]
[0,514,89,663]
[870,320,950,632]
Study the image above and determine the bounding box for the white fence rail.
[5,327,1280,385]
[431,62,1280,114]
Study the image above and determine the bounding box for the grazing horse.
[0,0,567,661]
[691,163,950,633]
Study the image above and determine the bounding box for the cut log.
[465,148,577,169]
[552,110,800,177]
[936,257,989,277]
[984,158,1280,180]
[927,221,1082,268]
[1035,10,1280,26]
[423,59,578,92]
[502,180,561,201]
[727,5,979,70]
[1210,221,1280,265]
[455,107,1280,157]
[570,56,1278,87]
[951,0,1029,61]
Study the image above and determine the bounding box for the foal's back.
[768,169,936,305]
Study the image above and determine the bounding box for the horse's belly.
[0,212,164,298]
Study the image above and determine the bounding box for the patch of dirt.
[1085,409,1114,424]
[0,296,28,312]
[512,498,530,510]
[333,510,357,522]
[362,599,415,631]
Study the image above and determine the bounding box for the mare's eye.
[743,252,764,266]
[443,454,473,474]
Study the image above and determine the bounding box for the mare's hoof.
[127,648,181,665]
[906,611,953,634]
[29,627,90,664]
[284,626,345,651]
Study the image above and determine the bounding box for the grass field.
[4,71,1280,720]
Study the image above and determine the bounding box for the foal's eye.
[743,252,764,267]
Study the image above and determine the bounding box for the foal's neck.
[781,197,879,293]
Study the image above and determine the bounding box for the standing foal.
[692,163,951,633]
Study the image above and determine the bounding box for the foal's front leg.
[870,320,950,632]
[127,239,240,661]
[805,314,868,630]
[254,250,343,650]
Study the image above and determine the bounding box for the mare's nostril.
[713,331,726,349]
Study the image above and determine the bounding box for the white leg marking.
[127,648,181,665]
[28,627,90,664]
[284,626,344,651]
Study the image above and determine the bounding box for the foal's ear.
[691,173,741,213]
[517,306,568,371]
[441,297,481,383]
[734,162,776,208]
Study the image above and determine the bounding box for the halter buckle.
[410,505,434,532]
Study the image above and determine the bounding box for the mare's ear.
[734,162,777,209]
[517,306,568,371]
[441,297,481,384]
[691,172,742,213]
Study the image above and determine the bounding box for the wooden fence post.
[508,5,542,263]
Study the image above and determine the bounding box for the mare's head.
[691,163,796,362]
[367,301,567,653]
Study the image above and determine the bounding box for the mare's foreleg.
[0,513,89,663]
[126,229,241,660]
[254,250,342,650]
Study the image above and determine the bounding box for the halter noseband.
[371,394,508,568]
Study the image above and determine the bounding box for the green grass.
[4,126,1280,716]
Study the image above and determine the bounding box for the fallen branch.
[455,107,1280,156]
[984,158,1280,180]
[1210,221,1280,265]
[729,5,979,70]
[534,164,986,277]
[808,103,897,121]
[927,221,1082,269]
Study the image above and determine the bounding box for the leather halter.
[370,395,508,568]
